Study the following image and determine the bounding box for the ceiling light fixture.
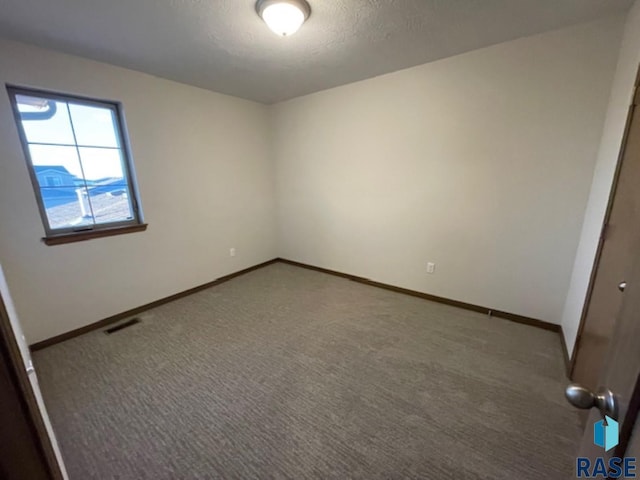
[256,0,311,37]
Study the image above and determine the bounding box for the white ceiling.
[0,0,633,104]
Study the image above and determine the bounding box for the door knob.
[565,384,618,420]
[619,281,627,292]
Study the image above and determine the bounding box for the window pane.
[68,103,119,148]
[42,186,94,230]
[9,88,142,235]
[16,96,75,145]
[86,186,134,225]
[28,144,84,188]
[78,147,127,184]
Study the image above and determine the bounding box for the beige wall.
[0,15,628,345]
[0,39,277,344]
[561,1,640,355]
[273,17,623,325]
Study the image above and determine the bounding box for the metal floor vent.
[105,318,141,335]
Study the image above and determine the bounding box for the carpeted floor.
[33,262,581,479]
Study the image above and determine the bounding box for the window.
[45,176,62,187]
[7,87,145,245]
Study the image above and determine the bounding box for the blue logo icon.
[576,416,635,478]
[594,415,619,452]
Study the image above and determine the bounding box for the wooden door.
[571,69,640,390]
[0,331,53,479]
[573,238,640,465]
[0,267,66,480]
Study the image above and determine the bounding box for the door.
[569,240,640,465]
[0,265,68,479]
[571,69,640,390]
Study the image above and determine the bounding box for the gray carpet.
[33,262,581,479]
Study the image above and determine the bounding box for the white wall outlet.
[427,262,436,274]
[230,248,236,257]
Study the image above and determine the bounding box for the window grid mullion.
[27,140,120,150]
[65,102,97,227]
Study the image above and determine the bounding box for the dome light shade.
[256,0,311,37]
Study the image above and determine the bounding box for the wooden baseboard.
[559,326,572,378]
[31,256,563,352]
[276,258,561,333]
[30,259,279,351]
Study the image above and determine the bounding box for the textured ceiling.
[0,0,633,104]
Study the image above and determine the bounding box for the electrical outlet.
[230,248,236,257]
[427,262,436,274]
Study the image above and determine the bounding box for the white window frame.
[6,86,145,244]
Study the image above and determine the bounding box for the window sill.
[43,224,148,246]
